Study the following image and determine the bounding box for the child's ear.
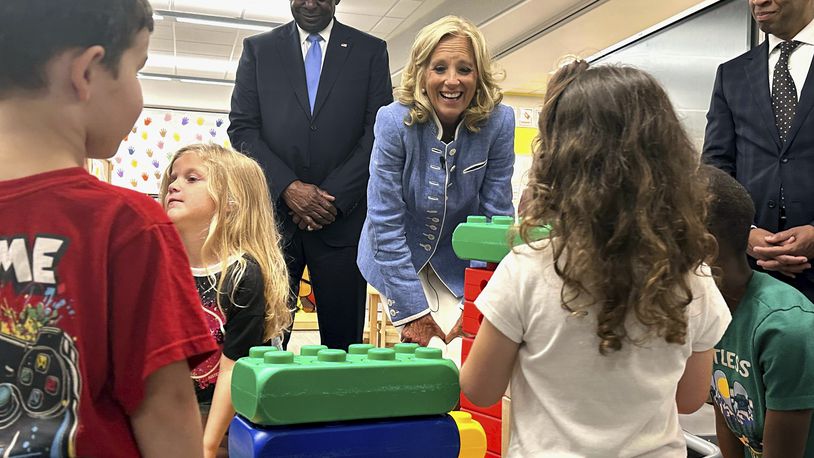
[69,46,106,103]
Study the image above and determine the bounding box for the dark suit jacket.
[228,20,392,246]
[703,40,814,232]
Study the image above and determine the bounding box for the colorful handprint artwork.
[112,109,230,194]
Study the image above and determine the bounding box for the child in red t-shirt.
[0,1,218,457]
[160,144,292,458]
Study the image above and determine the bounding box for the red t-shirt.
[0,168,217,457]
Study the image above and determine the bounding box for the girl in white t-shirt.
[460,61,732,457]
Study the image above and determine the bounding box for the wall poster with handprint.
[109,107,230,195]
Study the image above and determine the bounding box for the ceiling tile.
[143,60,175,74]
[148,38,174,53]
[335,12,380,32]
[149,0,171,9]
[176,41,235,58]
[338,0,399,17]
[237,29,264,40]
[170,0,244,18]
[177,68,233,80]
[147,52,238,74]
[151,21,174,40]
[174,24,238,45]
[242,0,292,22]
[387,0,422,19]
[371,17,403,35]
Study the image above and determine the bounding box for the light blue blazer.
[357,101,515,325]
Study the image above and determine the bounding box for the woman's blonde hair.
[395,15,504,132]
[159,143,291,341]
[521,61,715,355]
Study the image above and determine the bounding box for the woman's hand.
[401,314,446,347]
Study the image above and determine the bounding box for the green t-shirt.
[710,271,814,457]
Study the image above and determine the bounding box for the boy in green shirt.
[705,165,814,457]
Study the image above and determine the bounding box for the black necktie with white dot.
[772,40,802,145]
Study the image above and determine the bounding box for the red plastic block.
[465,409,502,454]
[463,300,484,331]
[460,393,502,419]
[461,336,473,362]
[462,314,481,335]
[464,268,495,301]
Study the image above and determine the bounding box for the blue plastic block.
[228,414,460,458]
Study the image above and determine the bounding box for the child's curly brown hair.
[521,60,715,355]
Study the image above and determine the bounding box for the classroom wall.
[503,94,543,210]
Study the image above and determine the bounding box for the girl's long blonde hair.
[160,143,291,341]
[521,61,715,355]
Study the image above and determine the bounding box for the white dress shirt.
[768,17,814,98]
[297,19,333,71]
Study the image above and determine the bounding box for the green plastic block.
[452,215,550,263]
[231,345,460,426]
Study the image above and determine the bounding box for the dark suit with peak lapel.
[703,39,814,300]
[228,19,392,350]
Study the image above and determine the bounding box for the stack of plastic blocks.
[460,265,502,457]
[452,215,550,456]
[228,343,487,458]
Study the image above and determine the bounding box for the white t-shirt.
[475,242,731,458]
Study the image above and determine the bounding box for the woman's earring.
[421,88,427,94]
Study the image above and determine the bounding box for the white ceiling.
[141,0,716,110]
[145,0,445,80]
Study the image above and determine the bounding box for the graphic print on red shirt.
[0,237,80,456]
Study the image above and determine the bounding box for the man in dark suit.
[228,0,392,350]
[703,0,814,301]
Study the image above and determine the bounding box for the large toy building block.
[452,216,550,264]
[232,345,460,426]
[463,299,484,335]
[466,410,502,454]
[462,313,481,336]
[229,413,461,458]
[450,411,487,458]
[464,267,495,301]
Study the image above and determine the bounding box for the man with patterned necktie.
[229,0,392,350]
[703,0,814,302]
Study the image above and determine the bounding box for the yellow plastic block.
[450,411,487,458]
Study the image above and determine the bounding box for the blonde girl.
[160,143,291,458]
